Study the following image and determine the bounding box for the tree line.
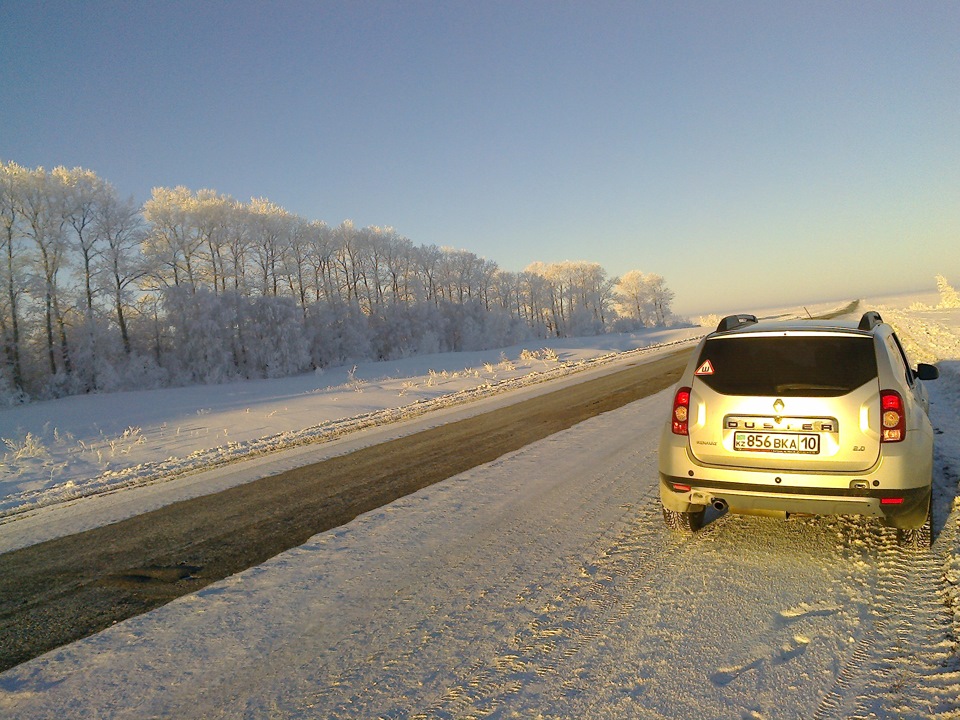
[0,160,675,403]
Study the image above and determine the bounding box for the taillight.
[880,390,905,442]
[672,386,691,435]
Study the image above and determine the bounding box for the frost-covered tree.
[414,244,443,306]
[518,269,552,336]
[55,167,114,392]
[647,273,674,326]
[936,275,960,309]
[223,200,251,292]
[359,226,390,308]
[190,189,233,294]
[613,270,675,327]
[0,159,679,400]
[55,167,107,317]
[304,220,335,304]
[160,286,237,383]
[18,167,72,378]
[522,261,615,337]
[247,197,290,297]
[142,186,205,290]
[0,161,27,395]
[614,270,654,327]
[305,300,372,367]
[95,189,147,355]
[284,216,316,314]
[239,294,311,378]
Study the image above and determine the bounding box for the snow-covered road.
[2,293,959,718]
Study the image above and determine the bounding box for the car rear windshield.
[695,335,878,397]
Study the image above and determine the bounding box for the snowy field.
[1,294,959,718]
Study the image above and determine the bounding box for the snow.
[1,295,959,718]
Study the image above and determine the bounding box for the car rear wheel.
[896,497,932,551]
[662,505,706,533]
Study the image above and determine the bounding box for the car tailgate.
[687,381,882,472]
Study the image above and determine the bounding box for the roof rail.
[858,311,883,331]
[716,314,758,333]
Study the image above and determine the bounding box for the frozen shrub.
[3,432,49,461]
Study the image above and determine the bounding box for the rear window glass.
[695,335,878,397]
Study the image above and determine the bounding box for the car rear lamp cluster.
[672,387,691,435]
[880,390,906,443]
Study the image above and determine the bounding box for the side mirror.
[916,363,939,381]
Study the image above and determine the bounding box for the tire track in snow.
[844,530,960,718]
[504,510,939,720]
[400,504,735,719]
[810,524,908,720]
[812,486,960,718]
[332,498,641,713]
[282,403,671,718]
[512,510,738,711]
[310,444,675,719]
[314,484,646,718]
[338,455,956,719]
[543,517,858,719]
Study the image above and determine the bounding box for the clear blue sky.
[2,1,958,315]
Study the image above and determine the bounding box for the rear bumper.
[658,425,933,529]
[659,473,930,529]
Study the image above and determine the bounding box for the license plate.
[734,432,820,454]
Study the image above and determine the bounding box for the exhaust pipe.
[712,498,728,512]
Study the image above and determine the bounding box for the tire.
[896,497,932,551]
[662,505,706,533]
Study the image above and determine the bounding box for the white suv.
[658,311,939,547]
